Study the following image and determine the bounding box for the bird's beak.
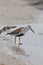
[31,29,35,33]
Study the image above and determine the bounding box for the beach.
[0,0,43,65]
[0,0,43,25]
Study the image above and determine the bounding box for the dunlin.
[7,25,35,46]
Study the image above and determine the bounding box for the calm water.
[0,23,43,65]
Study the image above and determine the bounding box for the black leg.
[15,36,16,43]
[19,37,20,42]
[19,37,22,45]
[19,37,21,45]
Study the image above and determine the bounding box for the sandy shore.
[0,0,43,26]
[0,0,43,65]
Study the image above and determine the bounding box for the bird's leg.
[19,37,21,45]
[19,37,22,45]
[19,37,20,43]
[19,37,20,42]
[15,36,16,44]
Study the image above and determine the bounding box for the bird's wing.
[18,27,25,34]
[10,27,24,34]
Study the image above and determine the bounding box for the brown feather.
[8,27,24,34]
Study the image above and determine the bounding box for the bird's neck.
[22,27,29,34]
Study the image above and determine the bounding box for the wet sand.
[0,0,43,26]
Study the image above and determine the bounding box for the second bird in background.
[0,25,17,34]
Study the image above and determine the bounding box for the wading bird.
[7,25,35,46]
[0,25,17,34]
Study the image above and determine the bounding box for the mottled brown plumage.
[8,27,24,35]
[7,25,35,45]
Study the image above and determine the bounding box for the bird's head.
[26,25,35,33]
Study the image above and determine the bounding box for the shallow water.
[0,23,43,65]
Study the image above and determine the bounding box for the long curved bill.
[31,29,35,33]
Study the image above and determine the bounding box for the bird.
[0,25,17,34]
[7,25,35,46]
[2,25,16,32]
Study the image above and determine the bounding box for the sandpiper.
[0,26,17,34]
[7,25,35,46]
[0,25,16,35]
[2,26,16,32]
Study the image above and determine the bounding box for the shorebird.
[0,25,16,34]
[2,25,16,32]
[7,25,35,46]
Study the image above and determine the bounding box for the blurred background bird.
[0,25,17,34]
